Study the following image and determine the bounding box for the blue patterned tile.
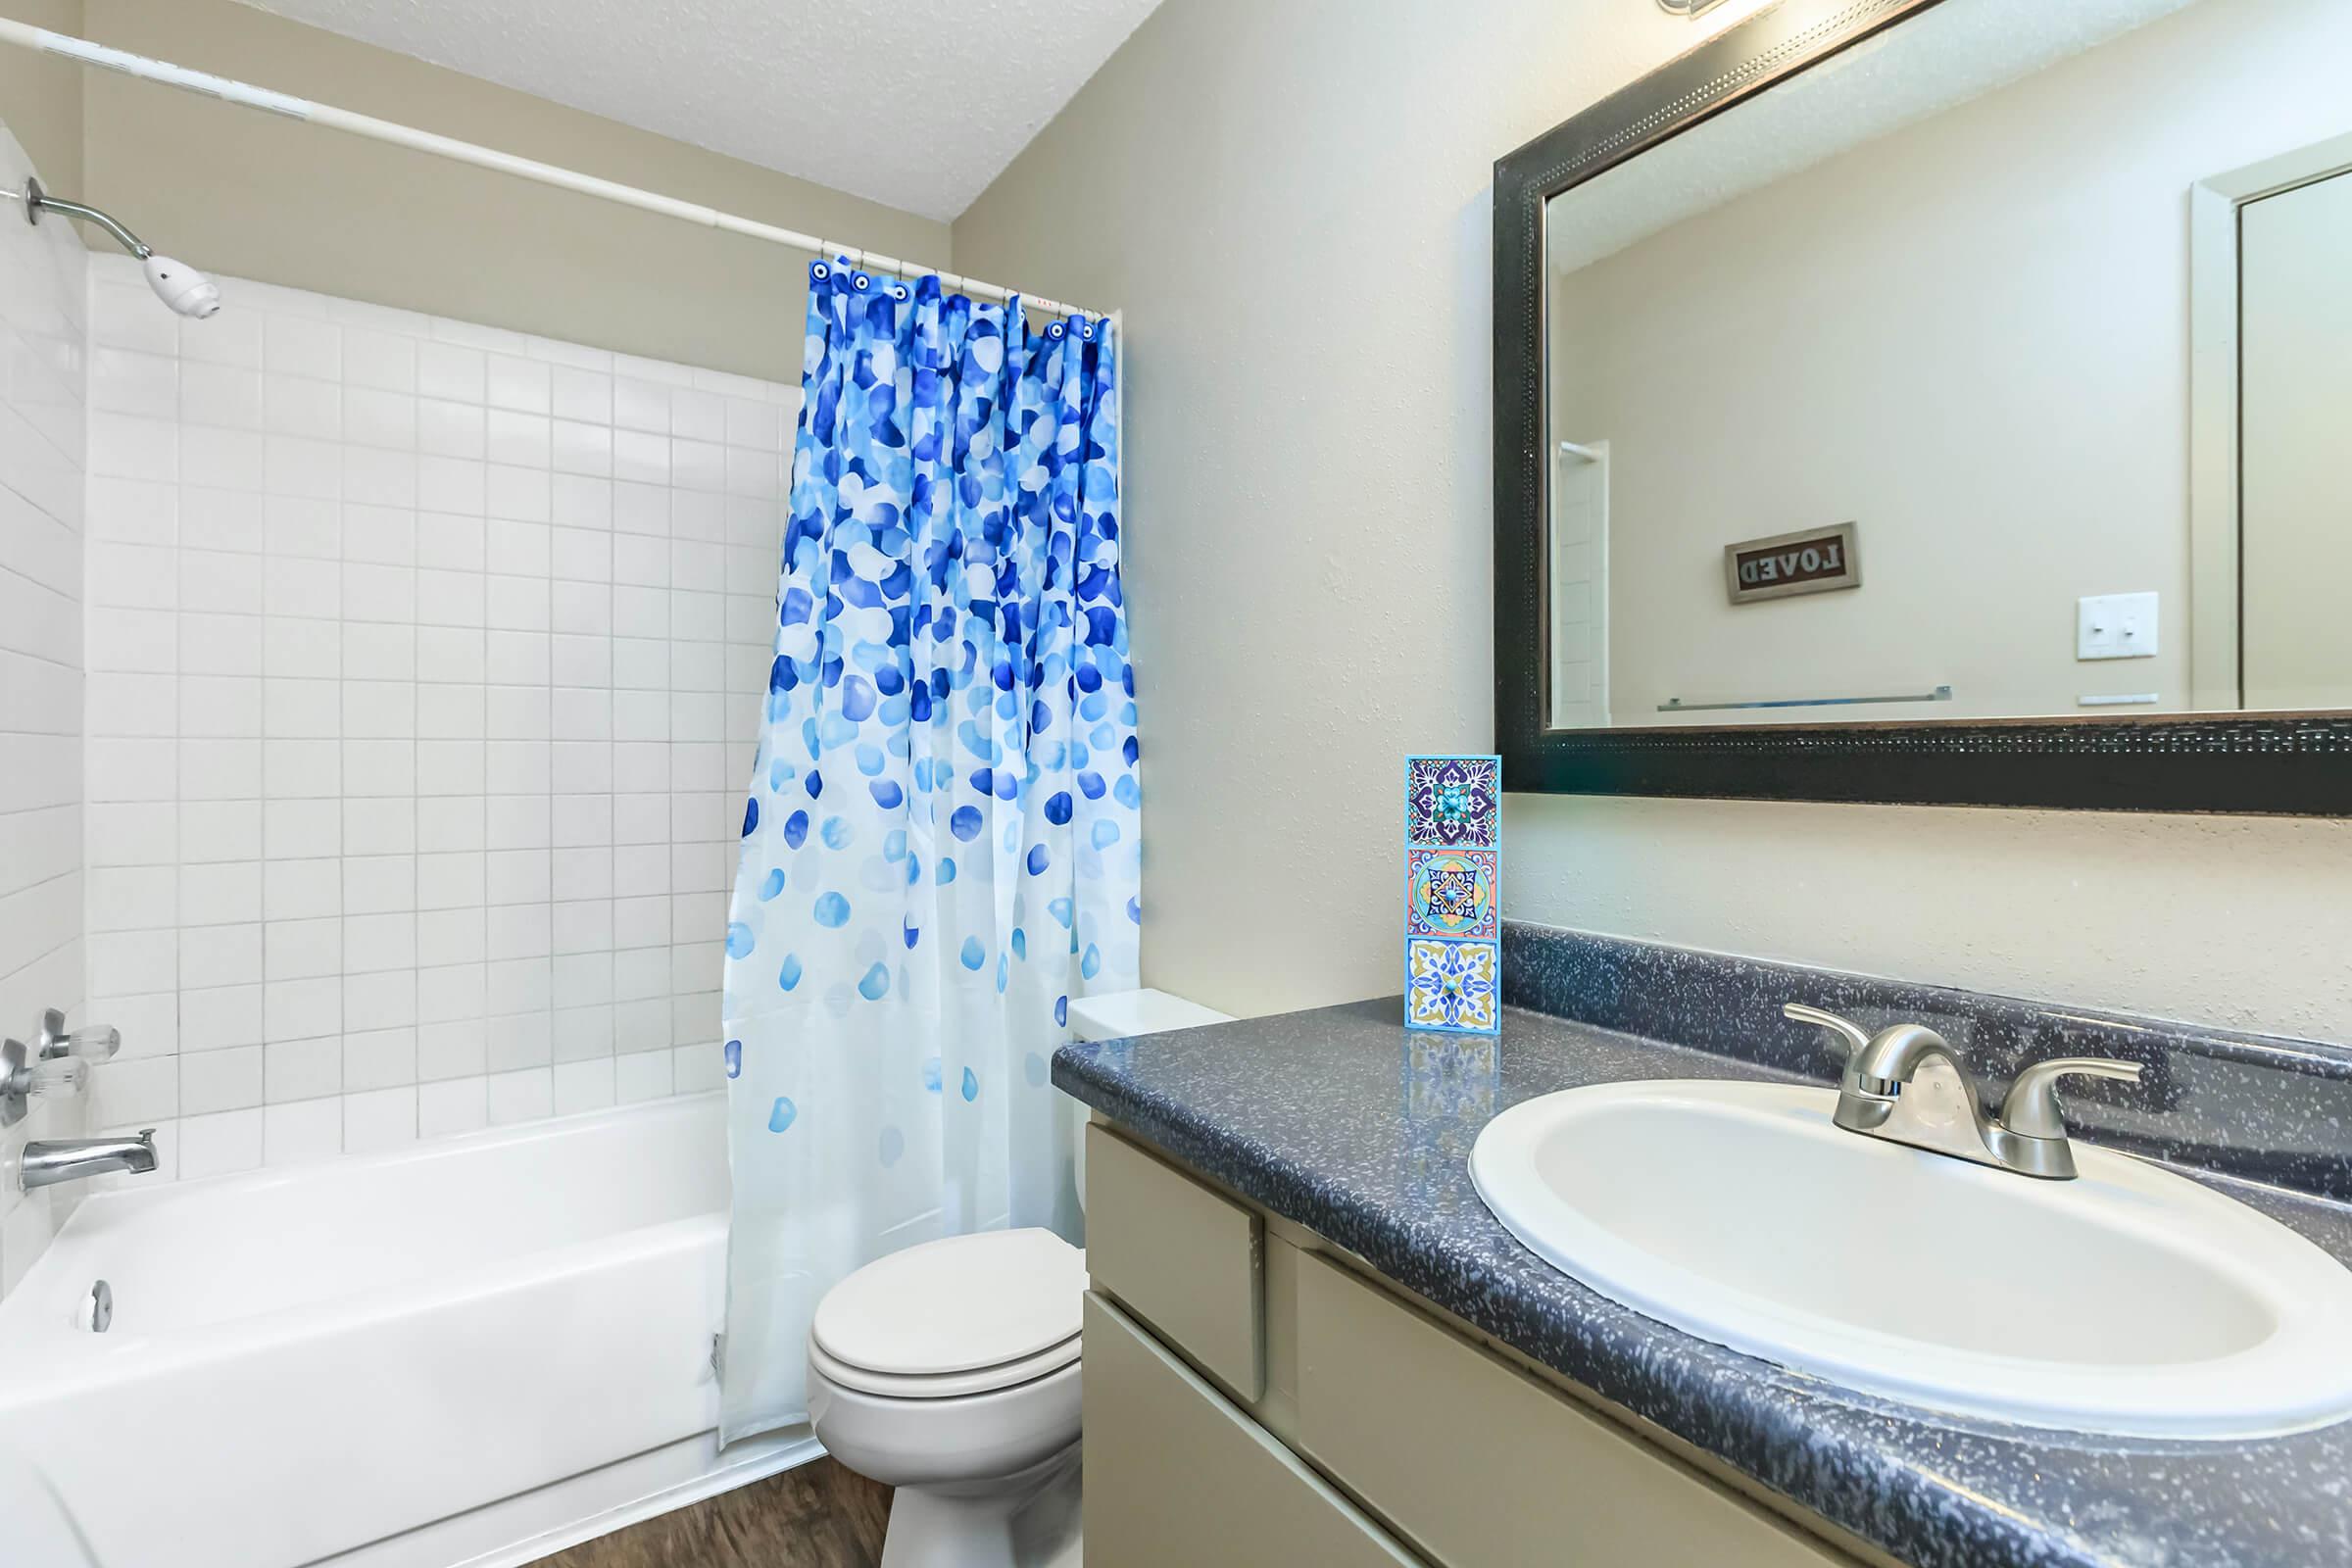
[1404,937,1500,1033]
[1405,846,1498,940]
[1404,755,1499,849]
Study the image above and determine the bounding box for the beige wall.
[0,0,84,191]
[953,0,2352,1041]
[73,0,948,383]
[1551,0,2352,725]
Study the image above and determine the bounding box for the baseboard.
[494,1433,827,1568]
[313,1429,826,1568]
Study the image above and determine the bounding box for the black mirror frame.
[1493,0,2352,815]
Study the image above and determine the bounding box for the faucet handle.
[37,1008,119,1063]
[2001,1057,2143,1141]
[26,1056,89,1098]
[1783,1003,1871,1055]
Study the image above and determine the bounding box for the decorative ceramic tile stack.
[1402,755,1501,1034]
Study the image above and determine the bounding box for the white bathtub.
[0,1094,811,1568]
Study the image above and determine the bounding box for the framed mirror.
[1494,0,2352,813]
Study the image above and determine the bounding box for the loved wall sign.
[1723,522,1860,605]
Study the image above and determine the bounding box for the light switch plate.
[2078,592,2159,661]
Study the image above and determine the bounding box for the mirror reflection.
[1542,0,2351,729]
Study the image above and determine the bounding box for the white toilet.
[808,1228,1089,1568]
[806,989,1233,1568]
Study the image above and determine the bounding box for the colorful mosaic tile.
[1405,755,1499,849]
[1403,754,1500,1033]
[1405,846,1498,941]
[1405,938,1501,1035]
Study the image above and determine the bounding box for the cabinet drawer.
[1084,1123,1264,1397]
[1294,1251,1849,1567]
[1084,1293,1420,1568]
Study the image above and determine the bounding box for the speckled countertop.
[1054,997,2352,1568]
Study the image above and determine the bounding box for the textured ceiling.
[238,0,1165,220]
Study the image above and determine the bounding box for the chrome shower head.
[23,176,220,318]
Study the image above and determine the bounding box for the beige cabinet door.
[2240,168,2352,710]
[1083,1294,1421,1568]
[1290,1251,1851,1567]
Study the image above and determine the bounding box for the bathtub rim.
[0,1090,731,1396]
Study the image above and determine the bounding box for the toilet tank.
[1065,990,1234,1213]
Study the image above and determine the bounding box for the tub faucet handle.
[1,1034,91,1126]
[38,1008,120,1063]
[24,1057,88,1098]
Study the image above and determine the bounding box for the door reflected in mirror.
[1541,0,2352,730]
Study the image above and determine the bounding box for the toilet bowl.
[807,1228,1088,1568]
[807,989,1234,1567]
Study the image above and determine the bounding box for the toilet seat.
[809,1329,1080,1398]
[811,1229,1087,1399]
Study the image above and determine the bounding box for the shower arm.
[22,177,151,258]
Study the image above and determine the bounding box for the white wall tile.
[343,1025,416,1091]
[266,315,342,383]
[91,1054,177,1126]
[552,1056,615,1115]
[65,266,774,1222]
[344,1085,416,1152]
[178,1107,263,1179]
[488,1010,551,1072]
[344,328,416,394]
[673,1041,724,1094]
[418,1074,488,1139]
[615,1049,672,1104]
[179,487,262,554]
[416,343,485,405]
[182,362,265,430]
[179,799,262,861]
[343,969,416,1034]
[180,983,262,1052]
[264,375,341,442]
[416,1016,485,1080]
[486,1066,553,1126]
[263,1028,343,1101]
[263,1097,343,1166]
[181,1045,263,1115]
[263,975,341,1042]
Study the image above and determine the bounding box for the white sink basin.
[1470,1078,2352,1439]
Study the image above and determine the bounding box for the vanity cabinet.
[1085,1294,1418,1565]
[1082,1122,1872,1568]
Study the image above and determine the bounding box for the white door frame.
[1549,439,1610,729]
[2186,129,2352,711]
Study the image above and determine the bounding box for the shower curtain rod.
[0,19,1109,321]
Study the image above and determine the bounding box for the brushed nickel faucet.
[1785,1004,2141,1181]
[20,1130,158,1193]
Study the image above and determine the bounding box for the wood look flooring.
[537,1458,892,1568]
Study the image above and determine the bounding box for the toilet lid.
[812,1229,1087,1382]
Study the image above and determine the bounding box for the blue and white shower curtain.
[718,259,1138,1440]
